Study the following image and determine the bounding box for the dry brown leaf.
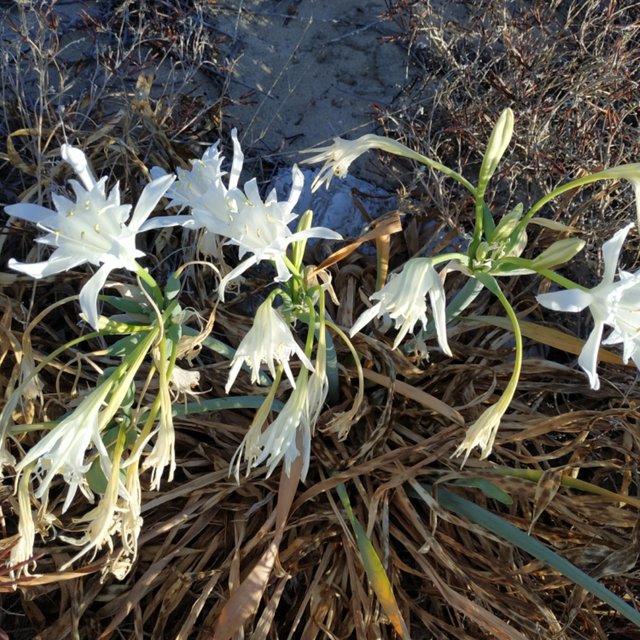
[362,368,465,426]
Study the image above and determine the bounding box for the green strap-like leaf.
[433,485,640,628]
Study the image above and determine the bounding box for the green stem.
[536,268,588,292]
[469,191,487,260]
[513,169,634,250]
[474,273,523,402]
[134,262,163,306]
[492,258,588,292]
[386,141,477,195]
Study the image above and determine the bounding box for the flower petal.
[217,255,257,302]
[350,301,383,337]
[5,203,54,224]
[425,267,452,356]
[601,223,633,284]
[577,318,606,390]
[61,144,97,191]
[128,174,176,232]
[79,264,113,329]
[8,254,83,278]
[228,129,244,191]
[536,288,593,313]
[139,214,200,232]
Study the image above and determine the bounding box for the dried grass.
[1,1,639,639]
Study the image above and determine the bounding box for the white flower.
[453,401,504,466]
[240,370,312,479]
[59,440,125,569]
[148,130,342,300]
[146,130,244,240]
[213,163,341,300]
[233,340,328,481]
[301,134,412,191]
[15,384,112,513]
[350,257,452,354]
[5,145,175,329]
[226,299,314,393]
[537,223,640,390]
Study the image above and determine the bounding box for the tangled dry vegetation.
[1,1,639,638]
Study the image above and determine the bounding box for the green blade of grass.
[336,483,411,639]
[422,483,640,628]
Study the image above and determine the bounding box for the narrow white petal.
[8,258,55,278]
[536,288,592,313]
[128,174,176,231]
[427,274,452,356]
[139,215,200,232]
[350,302,383,338]
[61,144,97,191]
[217,255,257,301]
[5,203,53,224]
[601,223,633,284]
[225,358,245,394]
[79,264,113,329]
[9,253,83,278]
[577,320,606,390]
[229,129,244,191]
[285,165,305,215]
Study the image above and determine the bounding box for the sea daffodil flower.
[537,223,640,390]
[147,130,245,240]
[301,133,477,195]
[149,130,342,300]
[15,383,112,513]
[216,163,342,299]
[241,369,313,479]
[5,144,175,329]
[350,257,452,354]
[225,299,314,393]
[302,134,415,191]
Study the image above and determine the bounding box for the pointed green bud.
[531,238,585,270]
[296,209,314,233]
[490,204,523,243]
[478,108,514,192]
[529,217,577,232]
[475,241,491,262]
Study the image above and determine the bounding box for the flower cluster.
[4,109,640,582]
[149,129,341,299]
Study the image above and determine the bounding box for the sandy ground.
[214,0,413,161]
